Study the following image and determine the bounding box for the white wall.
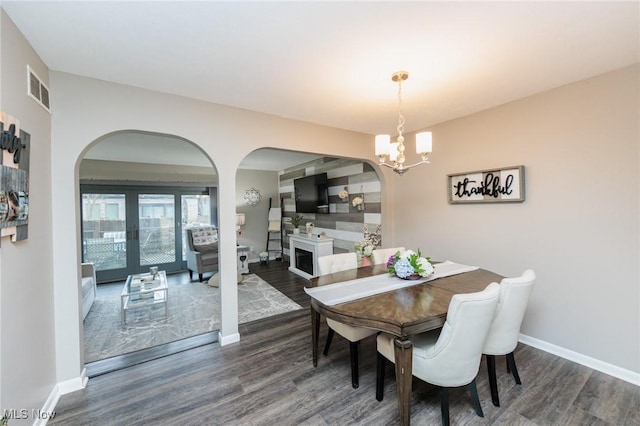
[49,71,376,385]
[0,10,55,424]
[394,65,640,377]
[235,169,280,262]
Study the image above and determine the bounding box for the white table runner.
[304,260,479,306]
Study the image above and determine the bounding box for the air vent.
[27,65,51,113]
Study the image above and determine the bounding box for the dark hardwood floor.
[54,262,638,425]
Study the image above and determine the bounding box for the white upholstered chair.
[317,252,377,388]
[371,247,405,265]
[483,269,536,407]
[376,282,500,426]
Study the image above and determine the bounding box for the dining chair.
[483,269,536,407]
[376,282,500,426]
[317,252,377,388]
[371,247,405,265]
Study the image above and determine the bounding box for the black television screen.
[294,173,328,213]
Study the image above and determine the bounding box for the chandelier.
[375,71,432,176]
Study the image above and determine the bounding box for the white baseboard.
[34,368,86,426]
[56,368,88,395]
[219,331,240,346]
[519,333,640,386]
[32,383,61,426]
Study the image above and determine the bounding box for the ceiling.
[3,1,639,169]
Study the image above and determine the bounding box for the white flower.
[338,189,349,200]
[352,196,363,207]
[417,258,434,277]
[401,250,416,259]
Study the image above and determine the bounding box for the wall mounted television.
[294,173,329,214]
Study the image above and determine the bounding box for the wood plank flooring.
[52,262,638,425]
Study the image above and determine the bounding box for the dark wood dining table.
[308,263,503,426]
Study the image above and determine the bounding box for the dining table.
[306,262,503,426]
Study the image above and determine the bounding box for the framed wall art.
[0,112,30,243]
[448,165,525,204]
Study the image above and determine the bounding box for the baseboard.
[519,333,640,386]
[57,368,89,394]
[218,331,240,346]
[32,382,60,426]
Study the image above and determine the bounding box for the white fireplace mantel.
[289,234,334,279]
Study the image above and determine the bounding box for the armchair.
[186,226,219,282]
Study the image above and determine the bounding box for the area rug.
[83,274,303,362]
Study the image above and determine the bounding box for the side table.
[237,245,250,274]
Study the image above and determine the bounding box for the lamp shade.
[235,213,246,226]
[389,142,400,162]
[375,134,391,156]
[416,132,432,154]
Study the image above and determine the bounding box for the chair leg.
[468,378,484,417]
[439,387,450,426]
[198,273,203,282]
[322,328,335,356]
[376,352,386,401]
[188,269,193,280]
[350,341,359,389]
[486,354,500,407]
[506,352,521,385]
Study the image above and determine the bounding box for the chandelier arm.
[403,159,431,169]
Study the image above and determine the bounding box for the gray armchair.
[186,226,219,282]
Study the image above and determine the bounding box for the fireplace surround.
[289,233,334,279]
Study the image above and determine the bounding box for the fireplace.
[288,233,334,279]
[295,248,313,275]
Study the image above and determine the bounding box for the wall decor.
[0,112,30,243]
[448,165,525,204]
[244,187,261,206]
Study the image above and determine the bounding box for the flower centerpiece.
[354,224,381,266]
[387,249,434,280]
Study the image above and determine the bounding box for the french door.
[81,185,214,282]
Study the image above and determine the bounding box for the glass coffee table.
[121,270,168,327]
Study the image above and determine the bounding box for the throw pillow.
[194,241,218,253]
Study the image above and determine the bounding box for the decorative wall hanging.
[447,165,525,204]
[338,187,349,202]
[243,188,261,206]
[0,112,30,244]
[352,186,365,211]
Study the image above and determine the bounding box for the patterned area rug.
[83,274,303,362]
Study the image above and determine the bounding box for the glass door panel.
[81,193,127,272]
[138,194,176,266]
[180,194,211,260]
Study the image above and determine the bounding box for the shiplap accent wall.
[279,157,382,258]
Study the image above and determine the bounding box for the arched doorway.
[79,130,220,372]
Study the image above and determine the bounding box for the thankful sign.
[447,165,525,204]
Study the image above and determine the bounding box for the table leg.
[394,337,413,426]
[311,306,320,367]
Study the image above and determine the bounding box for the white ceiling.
[4,1,639,169]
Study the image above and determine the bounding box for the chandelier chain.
[397,77,405,138]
